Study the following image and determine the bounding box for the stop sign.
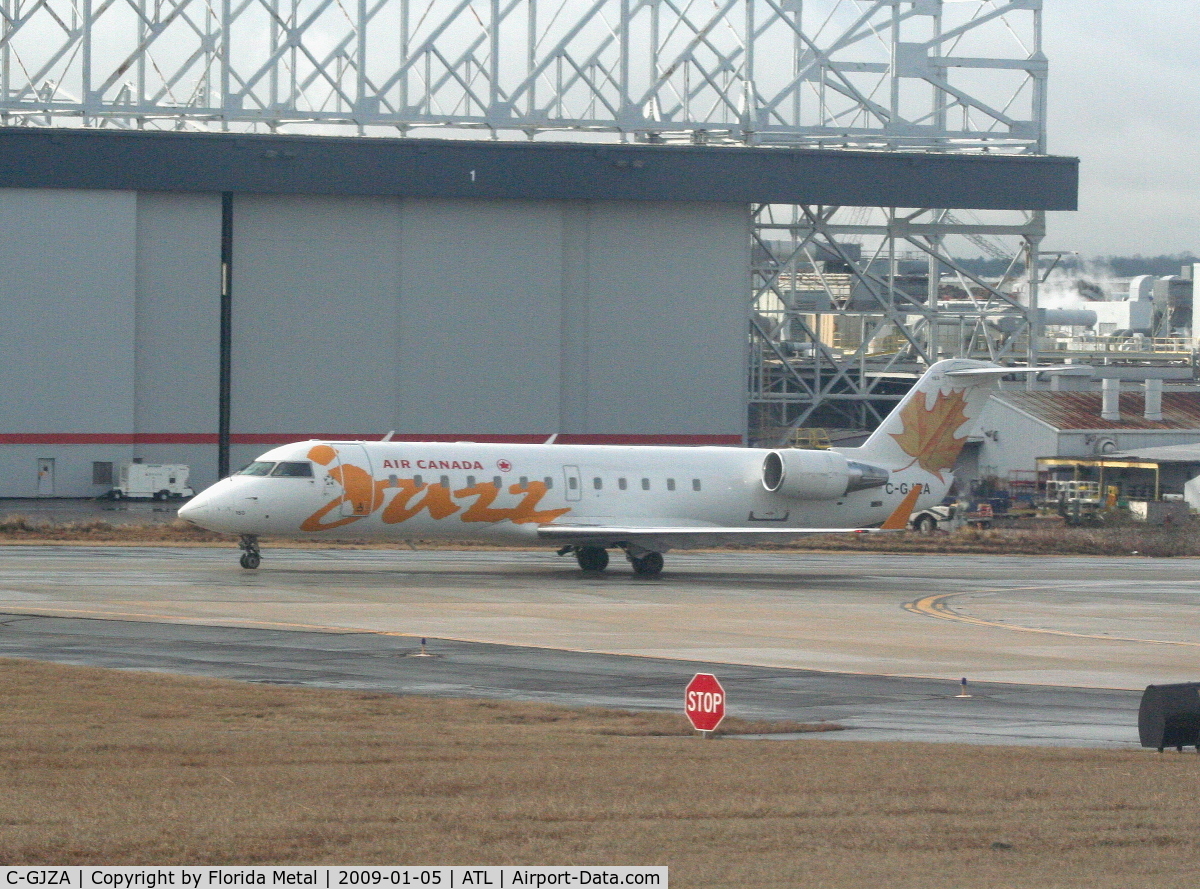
[684,673,726,732]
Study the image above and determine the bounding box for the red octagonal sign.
[684,673,726,732]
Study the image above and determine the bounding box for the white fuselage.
[179,439,931,546]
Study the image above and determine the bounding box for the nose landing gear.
[238,534,261,570]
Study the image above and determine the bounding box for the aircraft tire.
[240,552,261,570]
[575,546,609,572]
[631,552,664,577]
[914,514,937,534]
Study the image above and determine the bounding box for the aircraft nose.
[176,493,208,525]
[177,485,227,528]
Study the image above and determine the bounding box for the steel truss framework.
[0,0,1044,148]
[0,0,1051,438]
[750,203,1045,441]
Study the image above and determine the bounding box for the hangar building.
[0,128,1076,497]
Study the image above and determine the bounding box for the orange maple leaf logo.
[889,388,971,480]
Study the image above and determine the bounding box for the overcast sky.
[1042,2,1199,259]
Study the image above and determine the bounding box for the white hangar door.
[230,195,406,443]
[225,194,749,447]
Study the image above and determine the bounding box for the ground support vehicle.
[107,464,194,501]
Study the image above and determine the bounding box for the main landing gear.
[573,545,609,572]
[239,534,261,570]
[559,544,664,577]
[628,550,664,577]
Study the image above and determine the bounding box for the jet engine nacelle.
[761,449,889,500]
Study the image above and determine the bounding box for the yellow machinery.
[790,428,831,450]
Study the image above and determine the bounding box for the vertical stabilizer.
[839,359,1003,500]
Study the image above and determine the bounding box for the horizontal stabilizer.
[944,365,1092,379]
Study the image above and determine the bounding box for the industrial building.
[947,370,1200,515]
[0,0,1088,500]
[0,128,1074,498]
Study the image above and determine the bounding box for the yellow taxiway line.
[904,591,1200,648]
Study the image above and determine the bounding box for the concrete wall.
[1,189,750,496]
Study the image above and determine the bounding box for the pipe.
[219,192,233,480]
[1145,378,1164,422]
[1101,378,1120,422]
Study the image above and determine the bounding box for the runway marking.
[904,591,1200,648]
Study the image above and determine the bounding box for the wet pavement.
[0,497,184,525]
[0,610,1140,747]
[0,546,1189,747]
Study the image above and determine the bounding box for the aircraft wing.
[537,485,920,548]
[536,523,884,550]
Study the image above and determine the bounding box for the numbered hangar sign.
[684,672,726,733]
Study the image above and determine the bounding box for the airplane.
[177,358,1019,575]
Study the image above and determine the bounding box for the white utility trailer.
[109,463,194,500]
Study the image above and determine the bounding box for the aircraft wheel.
[240,552,261,570]
[914,514,937,534]
[631,552,664,577]
[575,546,609,572]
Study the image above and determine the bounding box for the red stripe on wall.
[0,434,220,445]
[0,432,744,447]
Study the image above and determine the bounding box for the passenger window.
[466,475,476,487]
[413,474,423,486]
[270,461,313,478]
[641,478,650,491]
[493,476,502,488]
[692,479,702,491]
[667,478,676,491]
[618,478,628,491]
[439,475,449,488]
[520,476,529,486]
[238,461,275,476]
[544,477,553,489]
[593,478,603,490]
[568,477,578,490]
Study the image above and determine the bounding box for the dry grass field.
[2,658,1198,888]
[2,512,1200,557]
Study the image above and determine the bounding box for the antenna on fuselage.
[544,433,558,444]
[381,431,396,442]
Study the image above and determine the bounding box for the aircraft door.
[563,465,582,502]
[332,444,378,517]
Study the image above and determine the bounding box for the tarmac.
[0,545,1196,747]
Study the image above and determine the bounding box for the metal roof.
[995,391,1200,433]
[0,127,1078,209]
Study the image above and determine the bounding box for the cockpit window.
[270,461,314,478]
[237,461,276,476]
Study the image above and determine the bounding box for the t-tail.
[837,359,1006,508]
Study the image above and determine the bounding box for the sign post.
[684,673,726,738]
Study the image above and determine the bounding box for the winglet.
[880,486,923,530]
